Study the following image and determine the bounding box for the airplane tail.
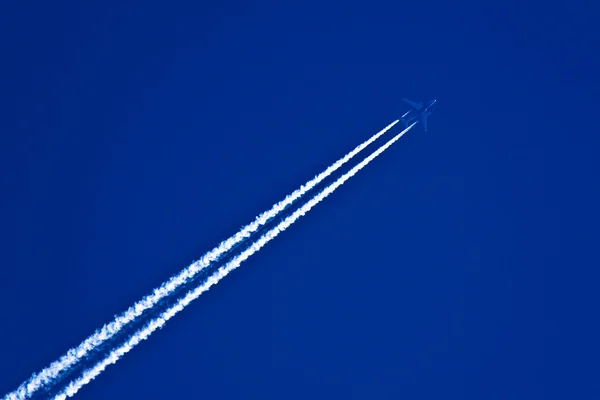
[400,111,411,127]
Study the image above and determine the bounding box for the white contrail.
[54,122,416,400]
[2,120,399,400]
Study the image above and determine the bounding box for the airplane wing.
[402,98,423,110]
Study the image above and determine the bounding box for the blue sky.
[1,1,599,399]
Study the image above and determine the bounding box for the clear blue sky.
[1,1,599,399]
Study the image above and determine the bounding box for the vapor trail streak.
[54,122,416,400]
[2,120,398,400]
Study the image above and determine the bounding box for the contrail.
[54,122,416,400]
[2,120,399,400]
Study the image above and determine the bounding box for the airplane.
[400,98,437,131]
